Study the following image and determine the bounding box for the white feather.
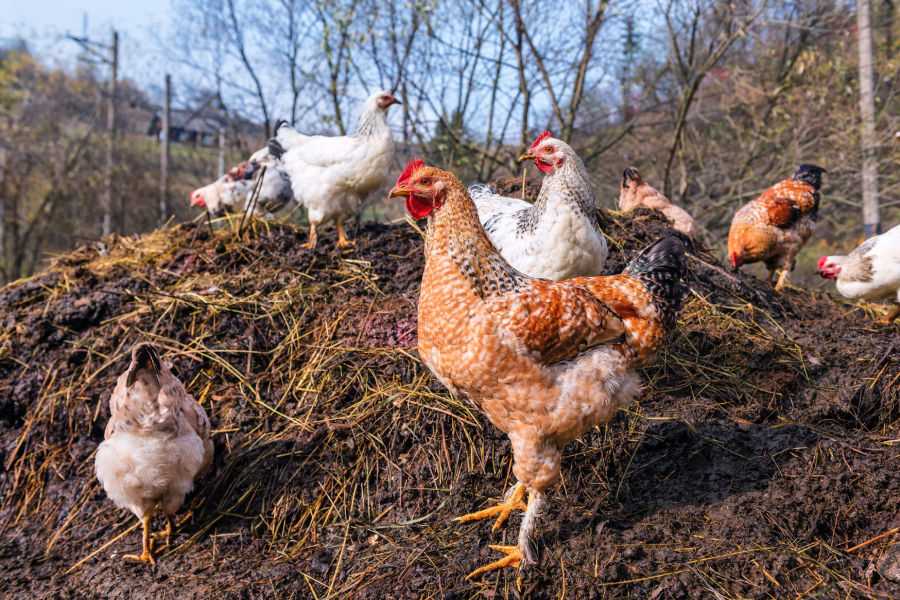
[833,224,900,302]
[468,140,608,281]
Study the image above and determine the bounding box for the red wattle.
[535,160,553,174]
[406,195,433,220]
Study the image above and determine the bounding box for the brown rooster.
[389,160,687,579]
[728,164,826,291]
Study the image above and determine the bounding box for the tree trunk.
[0,148,5,281]
[857,0,880,236]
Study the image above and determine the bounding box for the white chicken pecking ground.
[95,344,214,565]
[469,132,608,280]
[265,90,401,249]
[818,223,900,324]
[190,156,293,218]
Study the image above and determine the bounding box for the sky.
[1,0,171,90]
[1,0,655,133]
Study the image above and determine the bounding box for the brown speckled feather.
[487,280,625,365]
[106,344,211,449]
[619,168,697,237]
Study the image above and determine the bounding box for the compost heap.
[1,207,897,598]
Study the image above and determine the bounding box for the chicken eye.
[544,146,554,153]
[419,177,431,185]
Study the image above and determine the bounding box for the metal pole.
[102,30,118,236]
[160,74,171,225]
[218,127,226,178]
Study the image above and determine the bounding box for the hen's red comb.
[529,130,553,151]
[397,158,425,185]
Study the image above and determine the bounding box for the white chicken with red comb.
[190,156,293,218]
[262,90,401,249]
[818,224,900,324]
[468,131,608,280]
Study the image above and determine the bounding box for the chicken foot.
[336,220,355,248]
[455,482,526,532]
[464,489,544,580]
[123,514,156,566]
[150,515,175,548]
[878,304,900,325]
[774,269,791,293]
[302,223,318,250]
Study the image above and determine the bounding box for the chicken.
[265,90,400,249]
[95,344,213,565]
[618,167,699,238]
[389,160,686,579]
[817,224,900,324]
[469,131,608,279]
[190,157,293,218]
[728,164,826,292]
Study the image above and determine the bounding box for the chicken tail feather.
[127,343,162,388]
[622,167,642,187]
[625,235,688,329]
[268,138,286,160]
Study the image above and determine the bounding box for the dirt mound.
[1,212,897,598]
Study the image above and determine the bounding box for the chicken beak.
[388,184,409,199]
[390,97,402,106]
[517,152,534,163]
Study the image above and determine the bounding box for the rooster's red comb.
[397,158,425,185]
[529,130,553,151]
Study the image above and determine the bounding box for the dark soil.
[0,211,897,599]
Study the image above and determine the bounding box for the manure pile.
[0,213,897,598]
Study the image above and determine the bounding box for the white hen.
[469,132,608,280]
[818,224,900,324]
[95,344,213,565]
[190,157,293,218]
[266,90,400,248]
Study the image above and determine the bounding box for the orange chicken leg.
[455,483,526,532]
[123,515,156,566]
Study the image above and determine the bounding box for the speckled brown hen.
[389,160,687,579]
[95,344,213,565]
[728,164,826,292]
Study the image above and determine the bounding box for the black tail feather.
[273,119,289,135]
[267,120,290,159]
[793,164,826,190]
[624,236,688,328]
[268,138,285,160]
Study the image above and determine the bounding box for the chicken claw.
[123,515,156,566]
[878,305,900,325]
[150,516,174,548]
[336,222,355,248]
[773,269,790,293]
[465,544,523,580]
[455,483,526,532]
[302,223,318,250]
